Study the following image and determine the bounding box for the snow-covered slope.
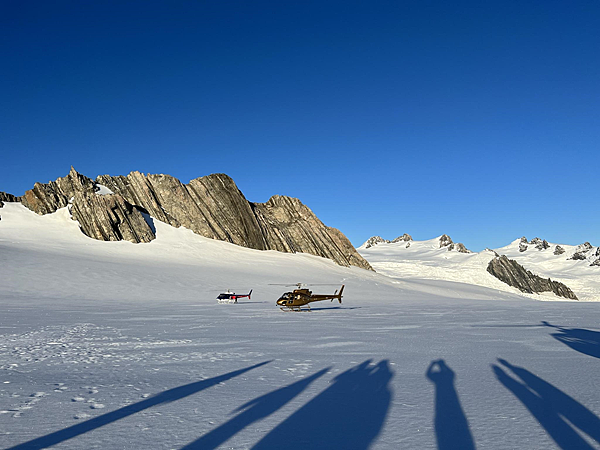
[2,204,600,450]
[358,235,600,302]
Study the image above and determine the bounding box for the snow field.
[1,204,600,449]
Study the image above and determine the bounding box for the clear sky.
[1,1,598,251]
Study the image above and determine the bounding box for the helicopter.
[217,289,252,304]
[273,284,345,311]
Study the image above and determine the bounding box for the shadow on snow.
[181,367,330,449]
[251,359,393,450]
[492,358,600,449]
[426,359,476,450]
[7,361,271,450]
[542,321,600,359]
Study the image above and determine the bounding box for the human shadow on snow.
[181,367,330,449]
[492,358,600,449]
[426,359,476,450]
[7,361,271,450]
[542,321,600,359]
[251,359,393,450]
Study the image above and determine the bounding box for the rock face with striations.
[71,192,155,243]
[487,255,578,300]
[22,167,96,215]
[18,168,372,270]
[0,192,20,208]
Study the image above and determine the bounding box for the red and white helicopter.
[216,289,252,304]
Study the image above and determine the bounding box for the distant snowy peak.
[361,233,470,253]
[515,236,599,267]
[362,233,413,249]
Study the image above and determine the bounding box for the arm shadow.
[493,358,600,449]
[181,367,329,449]
[542,321,600,359]
[7,360,270,450]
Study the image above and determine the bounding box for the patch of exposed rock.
[438,234,470,253]
[391,233,412,243]
[554,245,565,256]
[439,234,453,248]
[487,255,578,300]
[363,233,412,248]
[363,236,390,248]
[20,168,372,270]
[569,242,593,261]
[0,192,20,208]
[71,192,155,243]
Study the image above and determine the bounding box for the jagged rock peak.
[363,236,390,248]
[439,234,453,248]
[0,192,20,208]
[46,168,372,271]
[22,167,96,215]
[391,233,413,243]
[569,242,594,261]
[529,237,550,250]
[437,234,470,253]
[455,243,470,253]
[487,255,578,300]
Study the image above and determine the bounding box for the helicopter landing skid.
[280,305,311,312]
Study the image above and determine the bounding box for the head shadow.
[426,359,476,450]
[252,359,394,450]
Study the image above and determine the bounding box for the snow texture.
[1,204,600,449]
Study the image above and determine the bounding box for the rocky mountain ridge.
[518,236,599,267]
[363,233,470,253]
[486,255,578,300]
[1,168,372,271]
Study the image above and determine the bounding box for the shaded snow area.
[359,236,600,302]
[1,204,600,449]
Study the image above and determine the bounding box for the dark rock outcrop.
[438,234,469,253]
[569,242,593,261]
[71,192,155,243]
[536,239,550,250]
[363,236,390,248]
[20,168,372,270]
[554,245,565,256]
[519,243,528,252]
[391,233,412,243]
[455,243,470,253]
[487,255,578,300]
[439,234,453,248]
[0,192,20,208]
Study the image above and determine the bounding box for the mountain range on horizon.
[2,167,599,302]
[358,234,600,302]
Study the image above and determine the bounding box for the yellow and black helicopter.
[273,283,345,311]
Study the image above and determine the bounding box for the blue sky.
[1,1,598,250]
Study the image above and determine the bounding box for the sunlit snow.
[1,204,600,449]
